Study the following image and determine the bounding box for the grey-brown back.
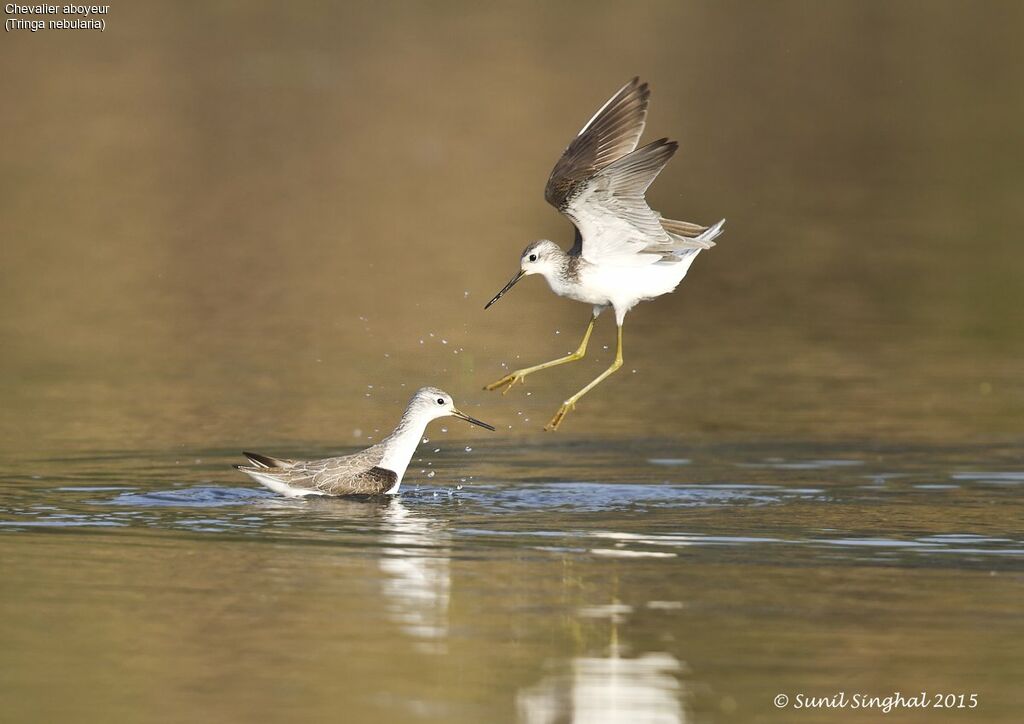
[237,444,398,495]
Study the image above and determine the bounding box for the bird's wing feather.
[545,77,650,210]
[243,451,295,469]
[320,466,397,496]
[660,218,710,239]
[566,139,689,265]
[239,447,390,496]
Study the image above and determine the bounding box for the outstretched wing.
[548,80,715,266]
[567,139,715,265]
[545,77,650,211]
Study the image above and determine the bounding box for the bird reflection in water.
[377,499,452,653]
[260,494,452,653]
[518,600,686,724]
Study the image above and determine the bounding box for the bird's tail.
[650,219,726,264]
[694,218,725,247]
[660,217,725,250]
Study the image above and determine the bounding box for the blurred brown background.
[2,0,1022,452]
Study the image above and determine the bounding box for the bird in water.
[483,77,725,430]
[235,387,494,497]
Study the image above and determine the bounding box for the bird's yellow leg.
[545,324,623,431]
[484,315,598,394]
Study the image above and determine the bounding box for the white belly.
[567,254,699,313]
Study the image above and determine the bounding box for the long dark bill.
[452,409,496,431]
[484,270,526,309]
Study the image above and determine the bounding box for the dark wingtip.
[242,451,282,468]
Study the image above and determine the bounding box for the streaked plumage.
[485,77,726,430]
[235,387,494,497]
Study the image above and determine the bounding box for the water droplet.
[422,437,429,443]
[427,470,435,478]
[441,427,448,433]
[442,339,448,345]
[433,448,441,453]
[464,446,472,452]
[456,484,463,490]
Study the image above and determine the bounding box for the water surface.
[2,440,1022,722]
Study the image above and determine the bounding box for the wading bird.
[484,77,725,430]
[236,387,494,497]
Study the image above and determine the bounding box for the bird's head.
[484,240,562,309]
[408,387,495,430]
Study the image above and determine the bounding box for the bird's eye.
[436,398,445,405]
[528,254,537,262]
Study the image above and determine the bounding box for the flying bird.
[483,77,725,430]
